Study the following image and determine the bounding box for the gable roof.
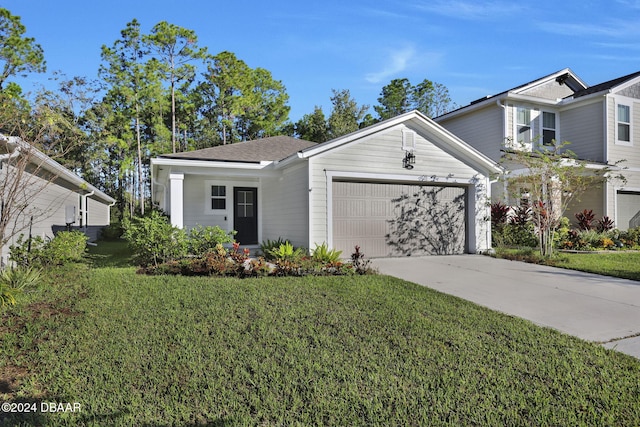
[297,110,502,175]
[158,136,316,163]
[571,70,640,98]
[436,68,588,121]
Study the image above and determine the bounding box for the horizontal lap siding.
[561,101,605,162]
[262,164,309,248]
[310,124,482,248]
[437,105,504,162]
[87,197,110,226]
[183,174,259,233]
[607,95,640,219]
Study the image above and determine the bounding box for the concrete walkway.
[372,255,640,359]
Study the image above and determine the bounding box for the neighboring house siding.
[608,95,640,165]
[1,170,77,264]
[437,105,504,161]
[87,197,110,226]
[520,80,575,99]
[560,100,605,162]
[308,124,483,249]
[262,163,309,248]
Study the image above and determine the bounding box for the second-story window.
[542,112,556,146]
[516,107,531,147]
[617,104,631,144]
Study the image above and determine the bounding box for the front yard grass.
[2,244,639,425]
[494,247,640,281]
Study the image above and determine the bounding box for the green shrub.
[311,242,342,263]
[42,231,88,265]
[10,231,88,267]
[188,225,235,256]
[495,223,538,248]
[123,210,188,267]
[260,237,291,257]
[9,235,46,267]
[0,266,41,307]
[266,241,305,262]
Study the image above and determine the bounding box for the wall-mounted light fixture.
[403,150,415,169]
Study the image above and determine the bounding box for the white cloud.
[365,47,416,84]
[537,19,640,38]
[412,0,527,20]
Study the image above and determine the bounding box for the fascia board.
[5,137,115,204]
[150,157,273,170]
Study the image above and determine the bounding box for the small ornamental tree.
[501,140,624,257]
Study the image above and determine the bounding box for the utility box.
[65,205,76,225]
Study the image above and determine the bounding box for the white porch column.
[169,172,184,228]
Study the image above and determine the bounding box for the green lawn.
[1,244,640,425]
[553,251,640,281]
[495,248,640,281]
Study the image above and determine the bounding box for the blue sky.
[3,0,640,122]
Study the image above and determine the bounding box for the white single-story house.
[0,135,115,265]
[150,111,502,257]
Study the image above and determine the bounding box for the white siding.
[437,105,504,161]
[262,163,309,248]
[1,167,79,265]
[87,196,110,226]
[182,174,259,235]
[309,123,491,253]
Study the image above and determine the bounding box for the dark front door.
[234,187,258,244]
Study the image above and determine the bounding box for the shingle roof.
[571,70,640,98]
[158,136,317,163]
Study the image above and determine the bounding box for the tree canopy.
[0,8,45,91]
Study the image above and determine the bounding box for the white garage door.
[332,181,467,258]
[617,191,640,230]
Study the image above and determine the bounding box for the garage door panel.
[617,191,640,230]
[332,181,467,257]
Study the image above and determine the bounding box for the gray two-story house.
[435,68,640,230]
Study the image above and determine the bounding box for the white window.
[516,107,531,147]
[211,185,226,210]
[617,103,631,144]
[542,111,556,146]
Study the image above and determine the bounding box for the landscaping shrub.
[490,201,510,232]
[266,241,306,262]
[311,242,342,263]
[351,245,374,275]
[10,231,88,267]
[497,223,538,248]
[260,237,291,257]
[188,225,235,256]
[597,216,615,232]
[0,266,41,308]
[575,209,595,231]
[42,231,88,265]
[122,210,188,267]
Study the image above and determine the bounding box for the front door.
[234,187,258,244]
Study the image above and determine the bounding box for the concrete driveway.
[372,255,640,359]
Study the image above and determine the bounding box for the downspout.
[82,190,94,230]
